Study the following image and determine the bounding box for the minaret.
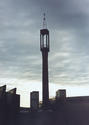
[40,13,50,108]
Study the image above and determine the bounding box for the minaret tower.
[40,13,50,107]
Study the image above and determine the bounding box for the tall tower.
[40,14,50,107]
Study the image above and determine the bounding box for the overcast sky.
[0,0,89,107]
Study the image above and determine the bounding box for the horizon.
[3,81,89,107]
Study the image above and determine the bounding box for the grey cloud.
[0,0,88,89]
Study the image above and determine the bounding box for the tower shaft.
[42,48,49,107]
[40,26,49,108]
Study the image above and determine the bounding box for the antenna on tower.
[43,13,47,29]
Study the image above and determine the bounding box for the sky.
[0,0,89,107]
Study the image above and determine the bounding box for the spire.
[43,13,47,29]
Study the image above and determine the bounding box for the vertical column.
[42,48,49,107]
[40,29,49,108]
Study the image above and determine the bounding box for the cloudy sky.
[0,0,89,107]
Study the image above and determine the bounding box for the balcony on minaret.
[40,29,49,52]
